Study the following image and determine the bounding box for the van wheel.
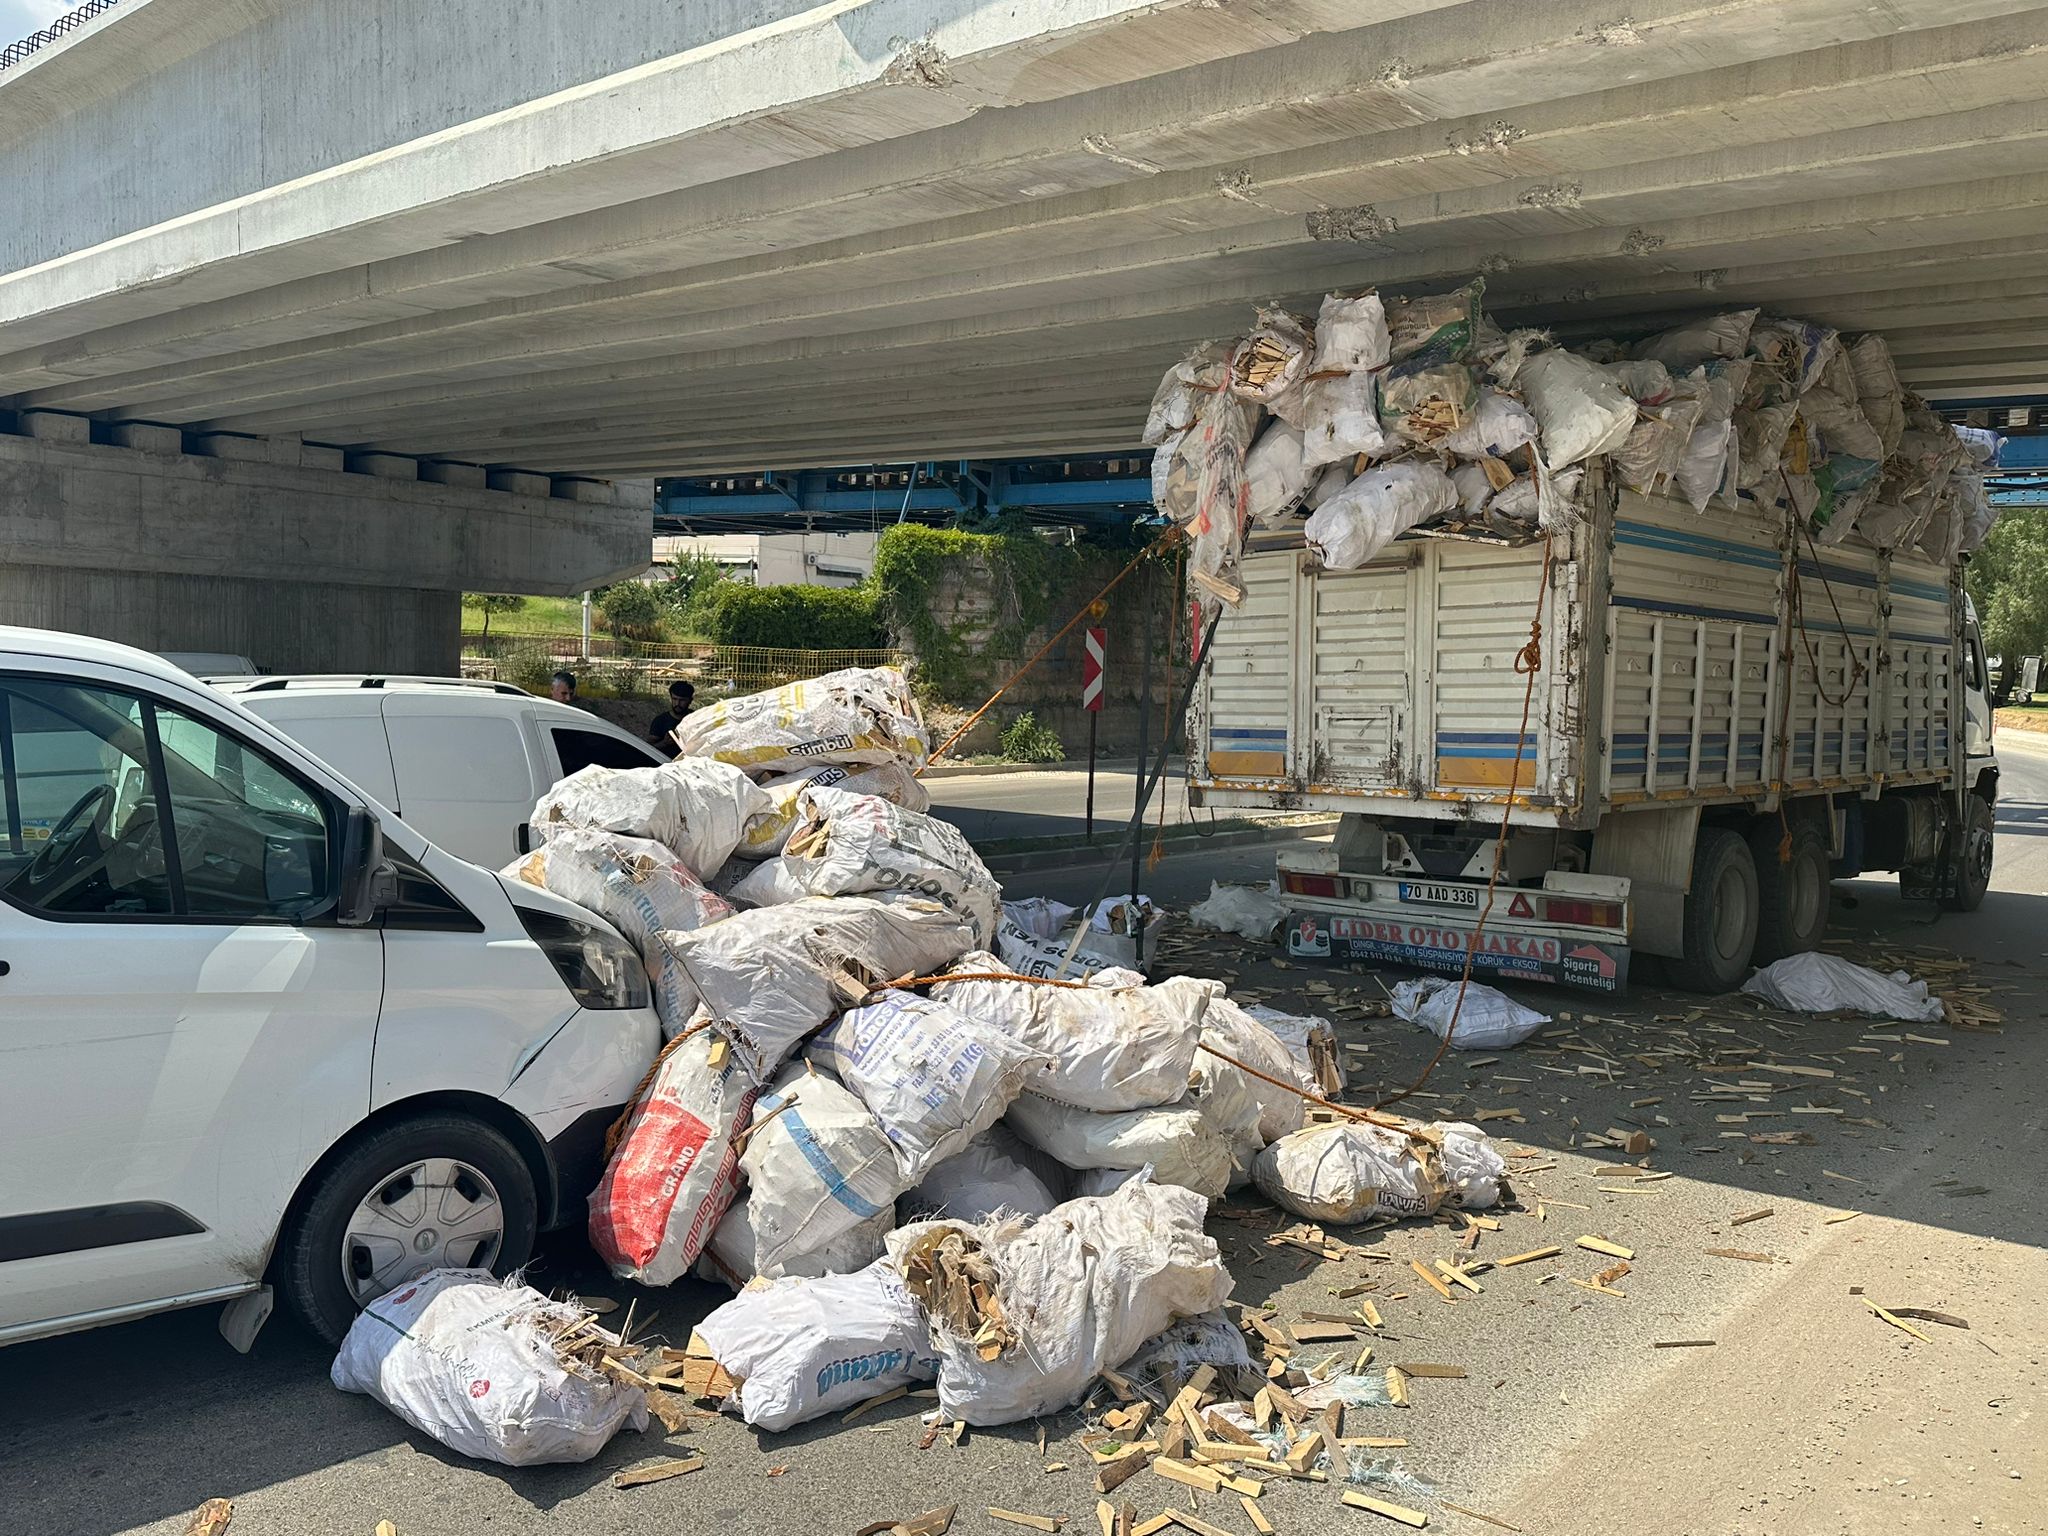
[1940,794,1995,912]
[276,1114,537,1345]
[1748,819,1831,965]
[1668,827,1760,994]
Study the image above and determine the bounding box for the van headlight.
[517,909,652,1010]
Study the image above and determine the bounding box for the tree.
[597,580,669,642]
[465,593,526,641]
[1969,507,2048,663]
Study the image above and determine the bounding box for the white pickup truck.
[1188,466,1999,992]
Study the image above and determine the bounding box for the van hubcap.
[343,1157,504,1303]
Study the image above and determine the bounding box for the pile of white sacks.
[1147,282,2001,604]
[486,665,1506,1438]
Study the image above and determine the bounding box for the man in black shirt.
[647,680,695,749]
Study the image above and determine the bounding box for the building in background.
[651,530,876,588]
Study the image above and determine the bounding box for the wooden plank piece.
[1242,1496,1276,1535]
[842,1383,909,1423]
[1340,1489,1430,1527]
[989,1511,1065,1534]
[1154,1458,1226,1495]
[1439,1501,1523,1532]
[1495,1246,1561,1267]
[1575,1236,1634,1260]
[1408,1260,1456,1301]
[613,1457,705,1489]
[184,1501,234,1536]
[1166,1512,1236,1536]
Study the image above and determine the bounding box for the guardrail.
[1,0,122,72]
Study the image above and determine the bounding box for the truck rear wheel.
[1748,819,1831,965]
[1668,827,1759,994]
[1939,794,1995,912]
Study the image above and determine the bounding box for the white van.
[210,676,668,868]
[0,629,661,1348]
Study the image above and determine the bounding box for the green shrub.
[998,711,1065,763]
[706,583,885,649]
[597,580,670,641]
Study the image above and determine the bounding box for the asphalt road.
[924,762,1194,844]
[4,742,2044,1536]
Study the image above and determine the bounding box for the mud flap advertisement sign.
[1287,914,1629,994]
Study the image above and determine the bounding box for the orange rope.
[1376,539,1554,1112]
[918,529,1180,775]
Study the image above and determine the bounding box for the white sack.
[697,1201,891,1292]
[1390,974,1549,1050]
[742,1064,909,1275]
[672,666,930,775]
[1306,460,1353,509]
[1603,358,1676,404]
[1301,371,1391,468]
[331,1270,647,1466]
[1487,464,1583,528]
[808,989,1056,1181]
[1735,401,1800,490]
[1188,1042,1267,1188]
[1438,388,1540,461]
[1955,425,2001,465]
[931,953,1216,1112]
[1188,879,1290,941]
[1439,1123,1507,1210]
[777,785,1001,945]
[1749,317,1840,396]
[662,894,975,1073]
[1004,896,1077,941]
[1244,422,1310,526]
[1144,344,1230,446]
[1303,461,1458,569]
[532,759,771,877]
[1200,996,1308,1144]
[1005,1092,1234,1198]
[995,916,1127,980]
[901,1133,1060,1224]
[588,1025,756,1284]
[1631,309,1758,372]
[735,758,930,861]
[1517,349,1638,469]
[1069,1166,1144,1199]
[1451,461,1495,515]
[1676,360,1750,512]
[1311,292,1391,373]
[1253,1121,1447,1224]
[695,1259,938,1432]
[1847,334,1905,455]
[1616,371,1706,497]
[725,856,809,908]
[1246,1004,1346,1096]
[1230,307,1312,407]
[1116,1308,1254,1386]
[890,1178,1233,1425]
[1740,952,1945,1023]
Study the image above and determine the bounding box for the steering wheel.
[22,783,116,891]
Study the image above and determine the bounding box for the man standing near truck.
[646,680,695,750]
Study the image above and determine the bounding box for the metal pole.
[580,591,592,660]
[1085,708,1098,842]
[1129,561,1153,905]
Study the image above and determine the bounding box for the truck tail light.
[1548,898,1623,928]
[1280,871,1342,898]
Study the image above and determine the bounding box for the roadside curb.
[922,758,1144,779]
[981,816,1336,875]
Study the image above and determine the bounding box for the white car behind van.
[0,630,660,1349]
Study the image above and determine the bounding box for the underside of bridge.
[5,0,2048,658]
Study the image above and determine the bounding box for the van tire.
[1748,819,1831,965]
[276,1113,538,1346]
[1939,794,1995,913]
[1668,827,1760,994]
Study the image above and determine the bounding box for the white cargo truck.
[1188,468,1999,992]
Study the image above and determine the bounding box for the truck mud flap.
[1286,912,1630,994]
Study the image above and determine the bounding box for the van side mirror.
[336,806,389,926]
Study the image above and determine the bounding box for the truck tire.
[1748,819,1831,965]
[1668,827,1760,994]
[275,1113,538,1345]
[1940,793,1995,913]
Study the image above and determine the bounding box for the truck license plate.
[1398,881,1478,909]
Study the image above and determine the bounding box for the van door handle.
[515,823,534,855]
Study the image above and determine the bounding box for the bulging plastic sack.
[1188,880,1289,941]
[1517,349,1638,469]
[889,1177,1233,1425]
[1301,371,1393,470]
[1390,975,1549,1050]
[994,916,1127,980]
[1749,316,1840,397]
[741,1063,909,1276]
[1955,425,2001,465]
[1304,461,1459,569]
[1846,334,1905,455]
[808,989,1056,1182]
[1676,360,1750,512]
[1230,307,1312,408]
[1735,401,1800,490]
[725,855,809,908]
[1246,1004,1346,1096]
[1306,459,1353,509]
[664,893,973,1071]
[695,1259,939,1432]
[330,1270,647,1466]
[1144,343,1230,446]
[1451,460,1495,515]
[588,1025,758,1284]
[1004,896,1077,940]
[734,758,930,861]
[696,1200,891,1292]
[1740,952,1945,1023]
[1438,1122,1507,1209]
[1200,996,1309,1144]
[1116,1308,1253,1387]
[1005,1092,1234,1198]
[1379,360,1479,446]
[931,952,1217,1112]
[1244,422,1310,527]
[901,1131,1061,1224]
[1438,389,1540,461]
[1957,472,2001,554]
[1312,292,1390,374]
[1488,464,1584,529]
[1385,280,1483,367]
[777,785,1001,945]
[1152,429,1193,519]
[1188,1043,1266,1188]
[1253,1117,1501,1223]
[532,759,771,877]
[1630,308,1758,372]
[1802,387,1885,498]
[672,666,930,775]
[1603,358,1676,405]
[1616,371,1706,498]
[505,828,733,1032]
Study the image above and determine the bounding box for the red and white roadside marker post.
[1082,625,1106,841]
